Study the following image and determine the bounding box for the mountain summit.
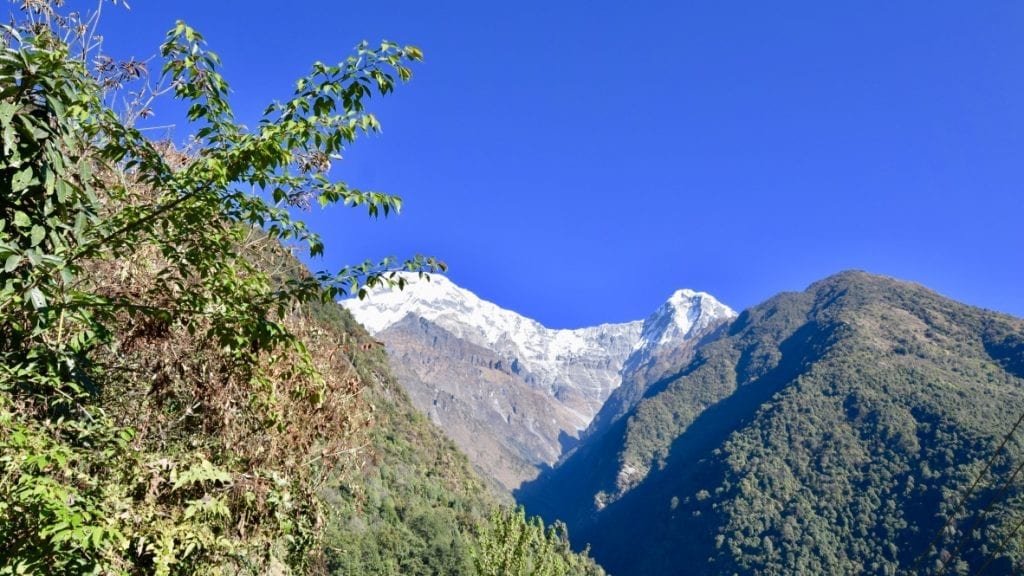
[590,288,738,434]
[344,274,644,426]
[342,274,735,489]
[627,288,736,370]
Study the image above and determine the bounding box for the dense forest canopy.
[521,272,1024,575]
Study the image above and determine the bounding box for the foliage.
[317,302,491,576]
[0,1,441,573]
[471,506,604,576]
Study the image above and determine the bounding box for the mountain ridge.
[343,273,736,489]
[519,270,1024,575]
[343,273,645,426]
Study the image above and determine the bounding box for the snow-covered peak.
[345,274,639,391]
[628,289,736,358]
[342,273,637,353]
[340,273,490,335]
[344,273,644,430]
[343,274,735,431]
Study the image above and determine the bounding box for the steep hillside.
[309,303,499,575]
[520,271,1024,575]
[305,301,610,576]
[0,6,606,572]
[0,10,434,570]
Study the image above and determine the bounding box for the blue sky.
[94,1,1024,327]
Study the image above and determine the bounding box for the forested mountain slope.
[313,302,606,576]
[520,271,1024,575]
[310,303,497,574]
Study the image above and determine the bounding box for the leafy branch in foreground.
[471,506,605,576]
[0,1,438,573]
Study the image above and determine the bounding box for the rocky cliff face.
[342,273,734,490]
[377,315,567,489]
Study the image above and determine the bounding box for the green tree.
[471,506,604,576]
[0,1,438,573]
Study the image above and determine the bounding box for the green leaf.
[4,254,19,272]
[12,167,35,193]
[0,101,15,125]
[405,45,424,61]
[73,212,88,239]
[13,211,31,228]
[55,179,70,203]
[30,225,45,247]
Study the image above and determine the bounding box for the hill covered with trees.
[520,271,1024,575]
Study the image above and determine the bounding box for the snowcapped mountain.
[586,289,737,437]
[623,288,737,376]
[344,274,643,428]
[342,273,734,489]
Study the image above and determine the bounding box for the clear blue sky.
[93,1,1023,327]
